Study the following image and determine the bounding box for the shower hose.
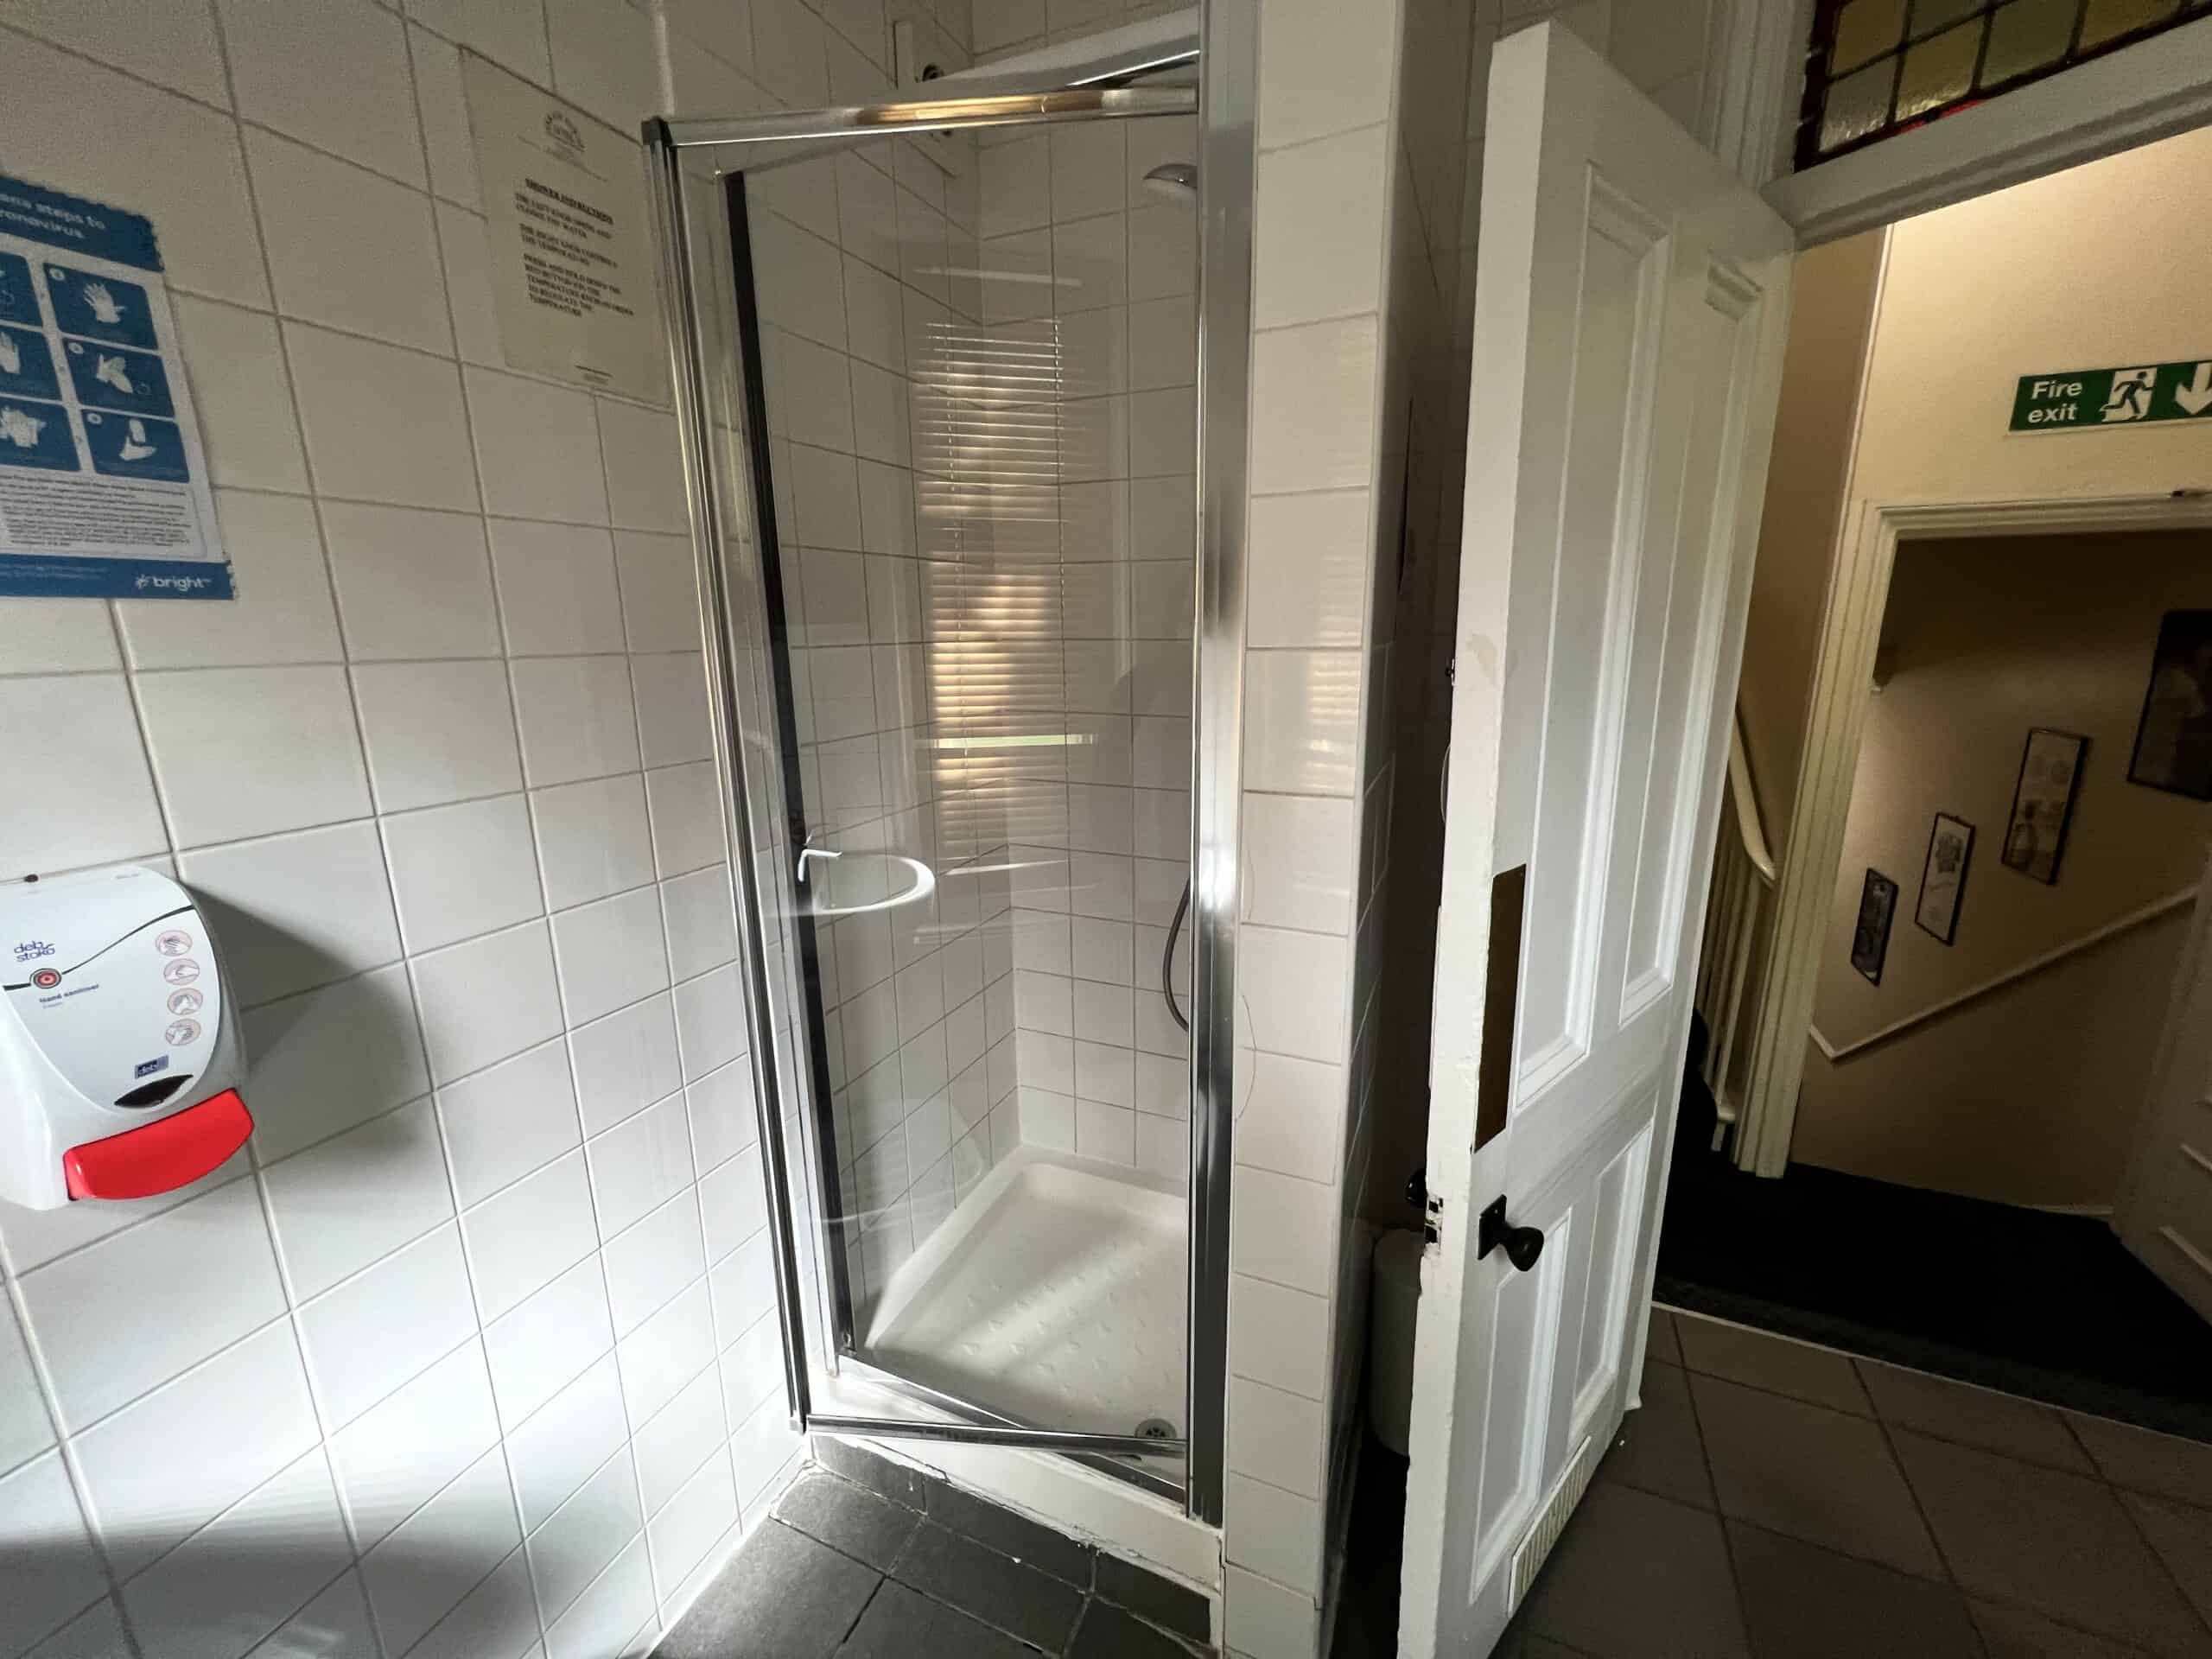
[1163,879,1191,1033]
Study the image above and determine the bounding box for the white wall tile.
[467,369,611,526]
[645,763,724,880]
[259,1569,380,1659]
[299,1222,478,1427]
[603,1190,706,1336]
[179,820,403,1007]
[1243,650,1361,798]
[1248,489,1370,650]
[550,885,671,1027]
[0,1453,106,1657]
[661,864,736,983]
[25,1597,134,1659]
[246,965,429,1163]
[410,22,482,209]
[170,296,310,493]
[615,531,702,654]
[598,403,687,534]
[588,1095,695,1239]
[1224,1472,1322,1595]
[287,323,479,511]
[361,1446,522,1656]
[483,1255,614,1427]
[324,503,503,661]
[1224,1564,1319,1659]
[137,664,370,848]
[408,1544,541,1659]
[1257,0,1398,149]
[507,1354,627,1533]
[20,1175,285,1429]
[1236,1052,1344,1186]
[631,1362,725,1514]
[0,1300,51,1477]
[543,0,662,129]
[221,0,426,184]
[646,1450,738,1598]
[1249,317,1379,496]
[1228,1272,1329,1401]
[1240,925,1351,1064]
[383,793,545,953]
[617,1278,714,1425]
[72,1319,319,1578]
[267,1097,455,1300]
[329,1338,500,1549]
[410,919,565,1084]
[118,492,340,671]
[122,1448,352,1659]
[511,656,641,786]
[247,126,452,353]
[6,0,230,105]
[1254,126,1390,329]
[570,993,684,1136]
[354,659,524,814]
[0,598,118,677]
[632,652,712,767]
[441,1038,583,1208]
[546,1532,654,1659]
[410,0,556,84]
[463,1149,600,1322]
[1243,793,1357,934]
[0,675,166,874]
[0,35,269,308]
[532,773,655,912]
[491,520,628,657]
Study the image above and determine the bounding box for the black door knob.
[1478,1197,1545,1272]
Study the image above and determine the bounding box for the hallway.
[1338,1309,2212,1658]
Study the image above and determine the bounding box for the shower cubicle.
[645,4,1251,1526]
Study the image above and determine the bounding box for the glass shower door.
[652,84,1214,1483]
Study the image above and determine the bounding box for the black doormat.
[1657,1070,2212,1444]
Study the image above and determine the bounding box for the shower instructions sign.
[0,172,229,600]
[2010,358,2212,433]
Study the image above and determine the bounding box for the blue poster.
[63,338,173,417]
[0,173,229,599]
[0,325,60,401]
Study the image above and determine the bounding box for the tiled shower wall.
[0,1,970,1656]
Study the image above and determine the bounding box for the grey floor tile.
[1971,1599,2155,1658]
[1071,1599,1201,1658]
[927,1477,1096,1586]
[1692,1373,1942,1580]
[1646,1305,1682,1366]
[1892,1430,2212,1657]
[776,1469,922,1573]
[891,1520,1086,1651]
[1599,1358,1713,1510]
[2066,1414,2212,1510]
[813,1436,928,1509]
[1520,1480,1750,1658]
[1096,1552,1210,1642]
[1675,1315,1872,1416]
[837,1580,1035,1659]
[1858,1361,2094,1473]
[1728,1521,1980,1658]
[2120,1491,2212,1631]
[657,1519,879,1659]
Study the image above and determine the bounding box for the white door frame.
[1762,13,2212,241]
[1736,491,2212,1179]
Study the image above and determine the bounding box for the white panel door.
[1398,24,1794,1657]
[2114,847,2212,1323]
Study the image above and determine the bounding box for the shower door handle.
[795,845,841,884]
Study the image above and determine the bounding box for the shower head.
[1141,162,1198,206]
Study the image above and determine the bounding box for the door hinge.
[1423,1193,1444,1249]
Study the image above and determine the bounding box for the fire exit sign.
[2011,359,2212,432]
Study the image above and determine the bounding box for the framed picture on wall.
[1851,868,1898,985]
[1916,813,1974,944]
[2001,728,2088,884]
[2128,610,2212,800]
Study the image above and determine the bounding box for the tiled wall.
[966,111,1204,1191]
[1217,1,1731,1655]
[0,1,967,1656]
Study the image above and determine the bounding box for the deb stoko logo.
[135,571,215,593]
[12,939,56,963]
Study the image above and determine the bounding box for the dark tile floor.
[1338,1306,2212,1659]
[656,1438,1214,1658]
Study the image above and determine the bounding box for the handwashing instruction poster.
[0,173,230,600]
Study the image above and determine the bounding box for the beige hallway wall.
[1798,531,2212,1207]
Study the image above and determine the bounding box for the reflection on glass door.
[731,111,1201,1453]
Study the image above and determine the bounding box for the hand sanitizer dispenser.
[1,866,251,1209]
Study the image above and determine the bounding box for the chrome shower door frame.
[645,0,1252,1525]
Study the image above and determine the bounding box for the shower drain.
[1135,1418,1178,1441]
